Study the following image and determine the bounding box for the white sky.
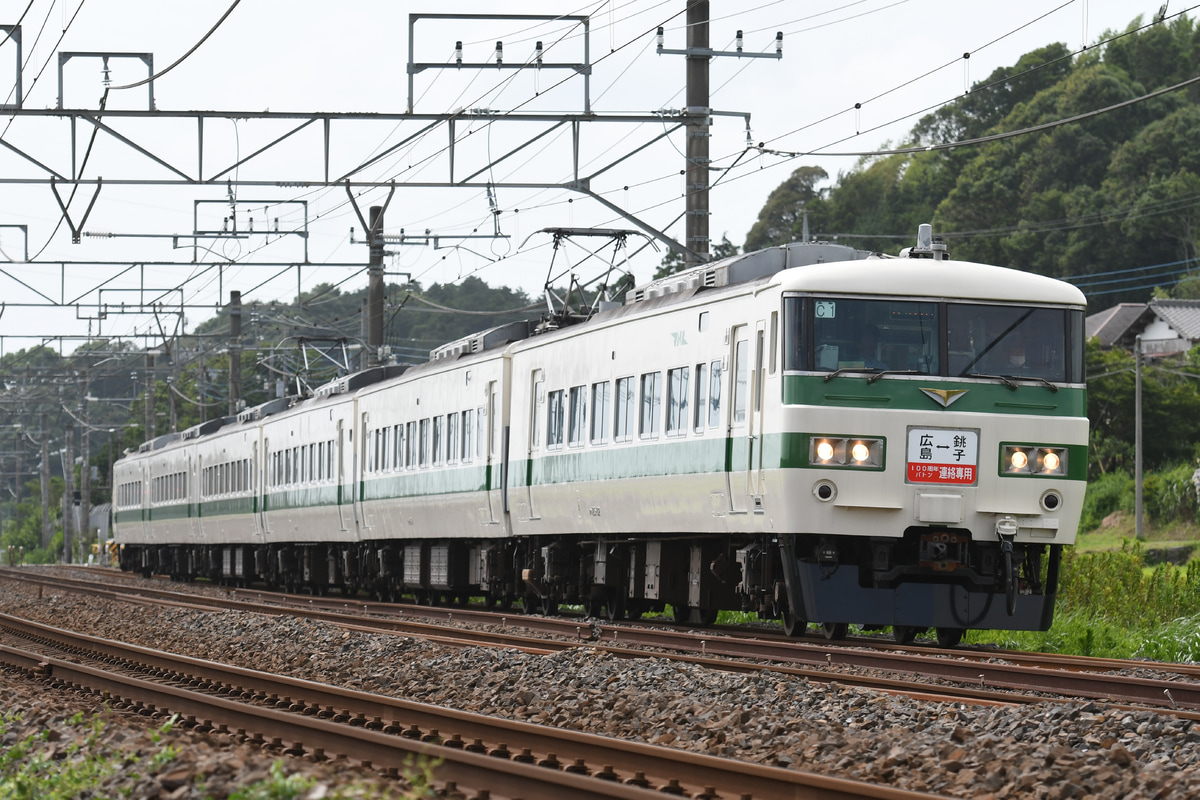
[0,0,1180,354]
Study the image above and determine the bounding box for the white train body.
[115,234,1088,638]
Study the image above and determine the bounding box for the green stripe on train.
[782,375,1085,416]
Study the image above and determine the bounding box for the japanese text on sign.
[906,428,978,485]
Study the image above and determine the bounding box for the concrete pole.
[1135,335,1144,540]
[367,206,385,367]
[80,376,91,559]
[144,353,155,442]
[63,422,74,563]
[229,290,242,416]
[40,412,51,549]
[684,0,710,267]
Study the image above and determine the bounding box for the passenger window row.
[150,471,187,504]
[541,361,723,451]
[202,458,254,498]
[364,407,485,475]
[270,440,334,488]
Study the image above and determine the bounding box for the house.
[1086,299,1200,356]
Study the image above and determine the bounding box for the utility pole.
[367,205,385,367]
[63,422,74,563]
[657,6,781,267]
[1135,335,1144,540]
[229,290,242,415]
[685,0,711,267]
[144,353,155,442]
[80,374,91,560]
[40,412,51,549]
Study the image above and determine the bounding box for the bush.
[1143,463,1200,525]
[1079,470,1133,531]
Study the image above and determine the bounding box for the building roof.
[1150,300,1200,340]
[1086,303,1153,348]
[1086,299,1200,350]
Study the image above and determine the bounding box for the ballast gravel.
[2,570,1199,800]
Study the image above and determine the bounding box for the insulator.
[736,30,743,53]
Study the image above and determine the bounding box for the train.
[113,225,1088,647]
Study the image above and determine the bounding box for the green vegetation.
[0,708,441,799]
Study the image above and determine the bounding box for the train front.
[772,244,1087,643]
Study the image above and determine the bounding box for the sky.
[0,0,1184,356]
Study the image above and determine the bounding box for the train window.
[533,377,544,449]
[733,337,749,426]
[693,364,708,434]
[448,413,459,464]
[317,442,324,480]
[382,427,391,471]
[407,422,417,468]
[285,449,293,485]
[590,381,610,445]
[769,312,779,375]
[393,425,403,470]
[640,371,662,439]
[327,439,335,479]
[461,411,472,463]
[568,386,586,447]
[811,297,939,373]
[708,360,722,428]
[547,390,565,451]
[419,419,430,467]
[755,329,765,413]
[698,311,710,332]
[308,445,315,481]
[433,416,445,465]
[946,303,1069,381]
[666,367,689,437]
[614,376,634,443]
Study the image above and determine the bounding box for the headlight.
[1002,445,1068,476]
[810,436,884,469]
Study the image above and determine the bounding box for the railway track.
[0,611,938,800]
[6,566,1200,714]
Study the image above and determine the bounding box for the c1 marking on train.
[920,388,968,408]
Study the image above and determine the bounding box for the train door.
[484,380,503,525]
[336,419,350,532]
[517,370,542,521]
[725,324,760,513]
[188,454,202,543]
[252,441,266,538]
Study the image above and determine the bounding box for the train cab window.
[639,371,662,439]
[568,385,586,447]
[590,381,610,445]
[807,297,939,374]
[946,303,1072,381]
[614,376,634,443]
[666,367,689,437]
[708,360,722,428]
[547,390,565,451]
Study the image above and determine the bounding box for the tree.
[743,166,828,252]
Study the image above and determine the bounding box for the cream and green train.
[114,226,1087,645]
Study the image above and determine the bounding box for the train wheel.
[781,606,807,638]
[671,605,690,625]
[604,593,625,622]
[697,607,719,627]
[822,622,849,641]
[935,627,965,648]
[520,594,539,615]
[892,626,917,645]
[623,601,644,621]
[540,595,559,616]
[585,597,604,618]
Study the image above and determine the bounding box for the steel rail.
[0,619,943,800]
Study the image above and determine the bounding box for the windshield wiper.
[1001,374,1060,392]
[823,367,881,382]
[964,372,1019,390]
[866,369,919,384]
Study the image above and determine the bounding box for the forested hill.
[743,15,1200,307]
